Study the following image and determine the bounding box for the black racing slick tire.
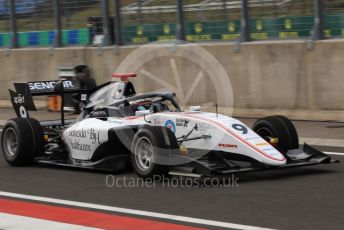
[131,126,179,179]
[1,118,44,166]
[252,115,299,153]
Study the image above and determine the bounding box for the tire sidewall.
[1,118,43,166]
[1,120,25,163]
[253,116,299,153]
[274,115,299,149]
[131,126,178,178]
[131,129,157,177]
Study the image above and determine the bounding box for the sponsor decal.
[256,142,269,146]
[219,143,238,149]
[10,83,36,118]
[28,81,75,91]
[90,110,107,118]
[68,128,101,151]
[176,118,189,127]
[69,129,87,138]
[164,120,176,133]
[13,94,25,104]
[70,139,91,152]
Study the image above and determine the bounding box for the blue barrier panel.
[48,31,55,45]
[68,30,79,45]
[28,32,39,46]
[0,34,3,47]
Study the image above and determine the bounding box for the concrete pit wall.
[0,40,343,121]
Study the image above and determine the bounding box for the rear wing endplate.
[9,80,83,119]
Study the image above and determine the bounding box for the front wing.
[170,144,339,177]
[33,142,338,177]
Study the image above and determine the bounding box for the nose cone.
[259,150,286,165]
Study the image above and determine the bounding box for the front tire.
[253,115,299,153]
[1,118,44,166]
[131,126,178,179]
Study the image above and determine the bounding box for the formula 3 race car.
[1,73,339,178]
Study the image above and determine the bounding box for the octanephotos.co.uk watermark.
[105,174,239,188]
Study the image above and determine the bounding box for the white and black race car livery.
[1,73,339,178]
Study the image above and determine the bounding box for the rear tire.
[131,126,178,179]
[252,115,299,153]
[1,118,44,166]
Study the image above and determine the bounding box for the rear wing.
[9,80,84,120]
[27,80,81,96]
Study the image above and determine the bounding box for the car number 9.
[232,124,248,134]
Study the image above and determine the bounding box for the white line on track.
[0,191,275,230]
[0,213,99,230]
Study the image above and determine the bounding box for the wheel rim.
[3,127,18,158]
[134,137,154,172]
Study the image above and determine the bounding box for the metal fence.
[0,0,344,48]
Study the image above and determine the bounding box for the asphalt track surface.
[0,127,343,229]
